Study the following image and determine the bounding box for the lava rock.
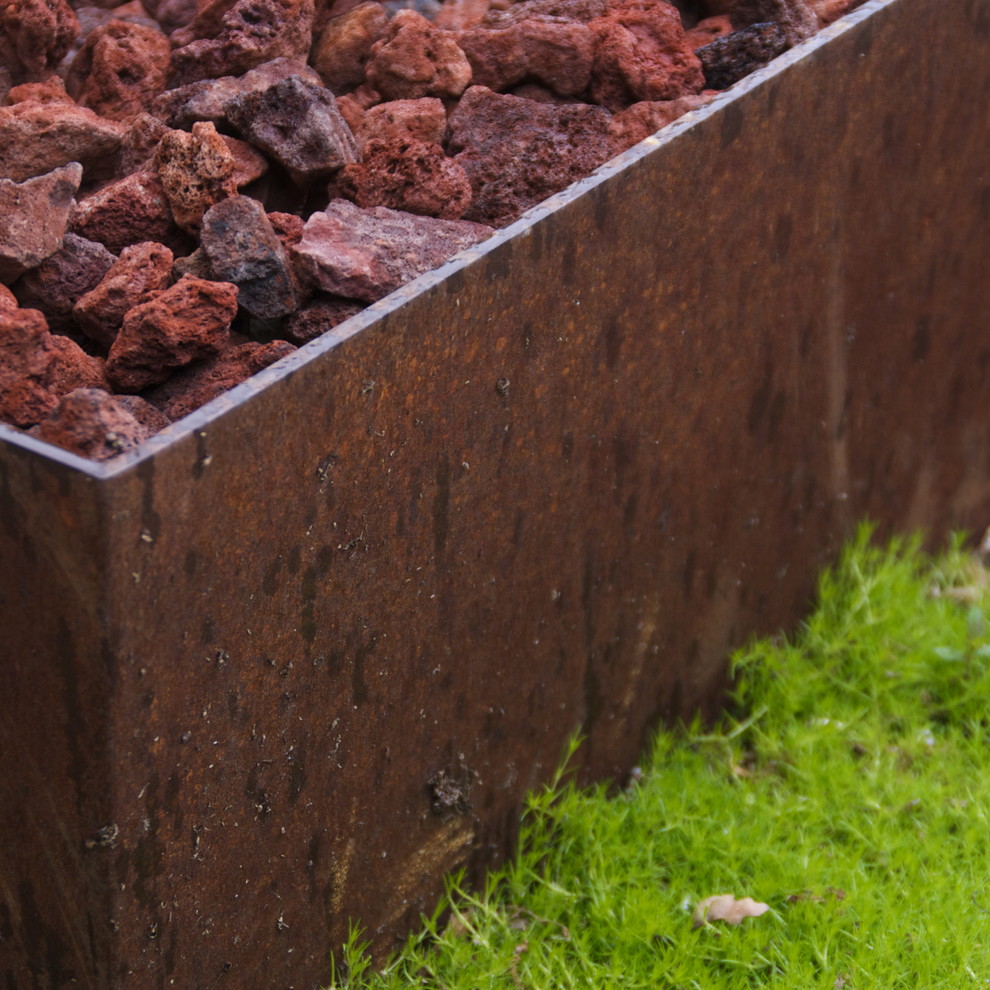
[32,388,172,461]
[717,0,818,44]
[448,86,612,227]
[588,0,705,110]
[0,305,105,427]
[354,98,448,153]
[433,0,491,30]
[0,164,82,284]
[481,0,609,26]
[607,92,715,153]
[281,293,366,344]
[311,2,388,94]
[4,76,73,105]
[64,19,171,122]
[455,17,595,97]
[13,234,117,332]
[808,0,868,25]
[222,135,271,188]
[696,22,789,89]
[226,75,358,184]
[144,336,297,420]
[293,199,493,302]
[151,57,322,130]
[0,101,126,184]
[105,274,239,391]
[74,241,175,348]
[154,121,239,234]
[117,112,171,174]
[139,0,198,33]
[200,196,303,319]
[684,14,734,49]
[70,170,188,255]
[169,0,317,86]
[338,139,473,219]
[365,10,473,101]
[0,0,79,85]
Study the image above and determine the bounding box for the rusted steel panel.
[2,0,990,985]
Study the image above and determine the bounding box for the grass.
[326,525,990,989]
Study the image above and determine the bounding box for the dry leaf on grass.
[692,894,770,928]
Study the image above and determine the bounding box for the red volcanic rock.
[0,164,82,284]
[225,75,358,184]
[222,135,270,188]
[293,199,493,302]
[588,0,705,110]
[105,275,238,391]
[809,0,869,25]
[200,196,303,319]
[145,336,296,419]
[433,0,492,30]
[355,98,447,152]
[74,241,174,348]
[366,10,473,101]
[716,0,818,44]
[13,234,117,332]
[448,86,611,227]
[142,0,198,32]
[0,101,126,184]
[5,76,72,105]
[481,0,609,25]
[455,17,595,97]
[0,0,79,85]
[154,121,238,234]
[311,2,388,94]
[338,139,473,220]
[171,247,214,281]
[64,20,171,122]
[70,170,187,255]
[33,388,172,461]
[281,293,365,344]
[170,0,316,85]
[267,211,306,247]
[46,335,109,399]
[0,305,105,427]
[607,92,714,153]
[117,112,171,174]
[685,14,734,49]
[151,57,322,130]
[0,306,61,426]
[697,22,789,89]
[0,285,17,310]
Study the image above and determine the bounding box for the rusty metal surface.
[3,0,990,984]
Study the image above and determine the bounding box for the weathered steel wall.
[2,0,989,985]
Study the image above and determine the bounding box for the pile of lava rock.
[0,0,865,460]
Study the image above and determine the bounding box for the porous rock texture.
[366,10,473,100]
[337,138,474,219]
[200,195,304,318]
[105,274,239,391]
[294,199,493,302]
[74,241,175,347]
[32,388,172,460]
[0,164,82,283]
[448,85,612,226]
[144,335,297,419]
[0,101,126,183]
[0,304,105,428]
[154,120,239,233]
[588,0,706,109]
[14,234,117,333]
[0,0,841,458]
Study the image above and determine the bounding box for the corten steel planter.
[3,0,990,985]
